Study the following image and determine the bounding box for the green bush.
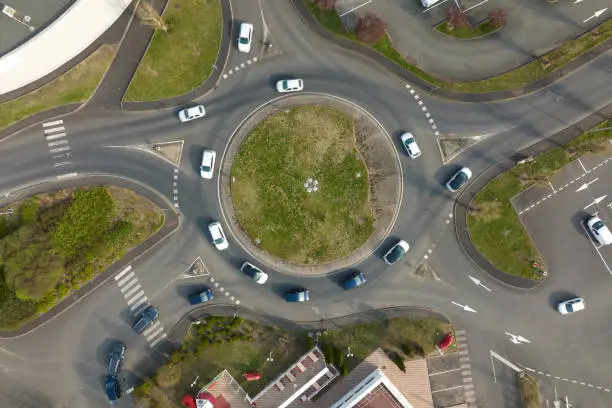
[155,364,182,387]
[56,283,69,299]
[341,364,349,376]
[35,291,57,314]
[391,352,406,373]
[323,343,334,365]
[334,347,344,368]
[401,344,414,359]
[134,379,152,398]
[19,200,39,224]
[306,335,315,349]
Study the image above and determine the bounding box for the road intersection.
[0,0,612,407]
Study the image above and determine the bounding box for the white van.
[420,0,442,8]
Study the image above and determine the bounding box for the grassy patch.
[467,120,612,279]
[519,373,540,408]
[0,45,115,132]
[231,106,375,264]
[303,0,612,93]
[435,20,501,40]
[123,0,222,101]
[134,315,451,406]
[0,186,164,329]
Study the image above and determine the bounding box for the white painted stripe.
[50,146,70,154]
[45,132,67,140]
[43,120,63,127]
[130,297,149,313]
[142,321,161,336]
[462,377,473,383]
[431,385,464,393]
[458,343,468,349]
[150,333,167,348]
[455,330,466,335]
[53,161,71,167]
[464,383,474,390]
[459,350,469,356]
[117,271,135,287]
[48,140,69,147]
[126,290,145,305]
[429,368,462,376]
[115,266,132,281]
[462,370,472,377]
[460,364,470,369]
[123,284,142,298]
[460,356,470,362]
[146,326,164,341]
[464,390,475,397]
[43,126,65,134]
[56,172,78,179]
[490,350,522,372]
[119,279,138,292]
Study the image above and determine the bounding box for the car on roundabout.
[400,132,421,159]
[208,221,229,250]
[446,167,472,192]
[108,342,126,375]
[383,240,410,265]
[284,288,310,302]
[200,149,216,179]
[241,262,269,284]
[342,271,367,290]
[105,374,121,401]
[178,105,206,123]
[557,297,585,315]
[276,78,304,93]
[237,22,253,53]
[585,215,612,246]
[189,287,214,305]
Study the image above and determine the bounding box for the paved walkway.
[0,0,132,96]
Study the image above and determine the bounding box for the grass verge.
[231,105,375,264]
[303,0,612,93]
[435,20,501,40]
[0,45,115,132]
[467,120,612,279]
[133,315,451,406]
[123,0,222,101]
[0,186,164,329]
[518,373,540,408]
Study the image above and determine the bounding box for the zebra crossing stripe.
[120,279,138,292]
[115,266,132,281]
[126,290,145,305]
[150,333,167,348]
[43,120,64,127]
[117,272,135,287]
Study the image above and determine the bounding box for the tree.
[446,5,470,31]
[488,9,507,27]
[313,0,337,10]
[355,13,387,44]
[135,0,168,32]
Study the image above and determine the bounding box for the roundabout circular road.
[1,1,612,406]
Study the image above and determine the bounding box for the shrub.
[334,347,344,368]
[19,200,39,224]
[134,379,152,398]
[155,364,182,387]
[401,344,414,359]
[314,0,337,10]
[355,13,387,44]
[323,343,334,365]
[391,352,406,373]
[306,335,315,349]
[341,364,349,376]
[56,283,69,299]
[488,9,508,27]
[414,344,425,358]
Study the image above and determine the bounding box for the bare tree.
[446,5,470,31]
[355,13,387,44]
[488,9,508,27]
[135,0,168,32]
[314,0,337,10]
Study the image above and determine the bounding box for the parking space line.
[431,385,464,393]
[429,368,462,376]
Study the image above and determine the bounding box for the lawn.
[0,186,164,329]
[231,106,375,264]
[134,315,452,406]
[0,45,115,132]
[518,373,541,408]
[435,19,501,40]
[303,0,612,93]
[123,0,222,101]
[467,120,612,279]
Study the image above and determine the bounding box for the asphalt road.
[0,0,612,407]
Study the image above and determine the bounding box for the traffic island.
[218,94,402,275]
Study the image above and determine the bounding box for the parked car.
[189,287,214,305]
[446,167,472,192]
[284,288,310,302]
[133,306,158,334]
[586,215,612,246]
[241,262,269,284]
[200,149,216,179]
[420,0,442,7]
[383,240,410,265]
[178,105,206,123]
[557,297,585,315]
[276,79,304,93]
[238,22,253,53]
[208,221,229,250]
[400,132,421,158]
[105,374,121,401]
[342,271,367,290]
[108,342,126,375]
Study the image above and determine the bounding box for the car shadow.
[571,210,592,238]
[188,144,204,176]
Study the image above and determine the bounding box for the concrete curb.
[291,0,612,102]
[0,174,180,339]
[454,102,612,290]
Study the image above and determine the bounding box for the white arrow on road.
[467,275,492,292]
[583,8,607,23]
[505,332,530,344]
[573,0,584,3]
[451,301,477,313]
[575,178,599,192]
[584,195,607,210]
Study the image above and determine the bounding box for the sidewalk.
[0,0,132,96]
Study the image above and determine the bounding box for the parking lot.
[513,154,612,295]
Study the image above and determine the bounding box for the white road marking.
[117,271,135,287]
[115,266,132,281]
[50,146,70,154]
[490,350,522,372]
[339,0,372,17]
[150,333,167,348]
[429,368,462,376]
[130,297,149,313]
[119,279,138,292]
[126,290,145,305]
[48,140,69,147]
[43,126,65,134]
[123,284,142,298]
[56,172,77,179]
[53,162,71,167]
[431,385,464,393]
[45,132,67,140]
[146,326,164,341]
[43,120,63,127]
[143,321,161,337]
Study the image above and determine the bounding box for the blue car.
[105,375,121,401]
[284,288,310,302]
[342,271,367,290]
[188,287,214,305]
[133,306,159,334]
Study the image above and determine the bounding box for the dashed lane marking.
[519,363,610,393]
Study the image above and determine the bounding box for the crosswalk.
[42,119,72,166]
[114,265,167,348]
[455,329,476,406]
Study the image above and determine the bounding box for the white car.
[276,79,304,93]
[238,22,253,53]
[586,215,612,246]
[446,167,472,192]
[208,221,229,250]
[241,262,269,284]
[383,240,410,265]
[557,297,585,315]
[400,132,421,158]
[178,105,206,123]
[200,149,216,179]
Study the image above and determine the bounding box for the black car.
[188,287,214,305]
[108,342,126,375]
[133,306,159,334]
[105,375,121,401]
[342,271,367,290]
